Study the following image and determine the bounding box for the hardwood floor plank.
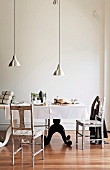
[0,131,110,169]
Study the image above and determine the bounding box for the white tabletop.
[4,103,89,120]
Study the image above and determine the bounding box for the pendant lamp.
[53,0,64,76]
[8,0,21,67]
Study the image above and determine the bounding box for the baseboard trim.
[0,124,9,131]
[0,122,76,131]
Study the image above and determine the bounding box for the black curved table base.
[44,119,72,146]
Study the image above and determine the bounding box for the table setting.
[0,92,89,147]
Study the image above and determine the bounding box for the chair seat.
[14,129,44,138]
[76,120,102,127]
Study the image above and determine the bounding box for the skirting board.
[0,122,76,131]
[0,122,89,131]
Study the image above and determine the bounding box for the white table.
[5,103,88,119]
[0,103,89,147]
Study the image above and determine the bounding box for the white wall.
[104,0,110,131]
[0,0,106,130]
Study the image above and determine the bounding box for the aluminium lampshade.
[53,64,64,76]
[8,55,21,67]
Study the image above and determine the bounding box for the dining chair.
[10,104,44,166]
[76,97,106,150]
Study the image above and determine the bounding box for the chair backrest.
[94,97,106,123]
[10,104,34,135]
[99,97,108,138]
[98,97,106,119]
[90,96,106,121]
[93,97,108,139]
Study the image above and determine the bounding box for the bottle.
[39,91,43,103]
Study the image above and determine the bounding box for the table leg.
[0,119,17,148]
[44,119,72,146]
[0,125,11,147]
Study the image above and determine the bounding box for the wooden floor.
[0,131,110,170]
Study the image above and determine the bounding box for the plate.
[34,103,43,106]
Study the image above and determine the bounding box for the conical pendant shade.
[8,55,21,67]
[53,64,64,76]
[53,0,58,4]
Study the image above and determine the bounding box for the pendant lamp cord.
[14,0,15,56]
[53,0,60,67]
[59,0,60,66]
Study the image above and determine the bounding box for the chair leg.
[20,139,23,158]
[12,137,14,166]
[82,125,85,150]
[101,126,104,149]
[48,119,50,129]
[45,119,47,135]
[76,121,78,144]
[45,119,50,134]
[32,138,34,167]
[41,134,44,160]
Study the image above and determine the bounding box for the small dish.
[34,103,43,106]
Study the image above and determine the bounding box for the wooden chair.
[10,104,44,166]
[76,97,106,150]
